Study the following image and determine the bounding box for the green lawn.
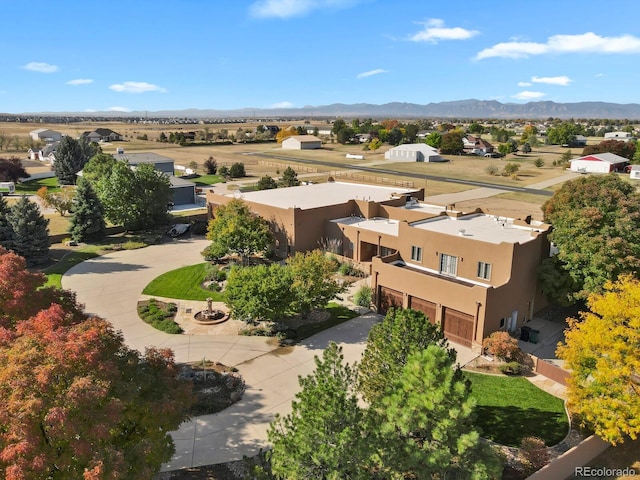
[465,371,569,447]
[17,176,60,193]
[191,174,224,186]
[294,302,360,340]
[142,263,222,301]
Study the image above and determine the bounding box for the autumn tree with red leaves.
[0,248,192,480]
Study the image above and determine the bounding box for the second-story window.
[439,253,457,276]
[411,245,422,262]
[477,261,492,280]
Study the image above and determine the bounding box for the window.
[477,261,492,280]
[439,253,458,276]
[411,246,422,262]
[500,317,506,328]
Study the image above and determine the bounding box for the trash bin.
[529,329,540,344]
[520,326,531,342]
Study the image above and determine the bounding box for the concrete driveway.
[62,238,381,470]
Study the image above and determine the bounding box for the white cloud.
[107,106,132,112]
[512,91,546,100]
[518,81,532,87]
[476,32,640,60]
[410,18,479,43]
[22,62,59,73]
[595,73,606,77]
[357,69,388,79]
[271,101,294,108]
[109,81,167,93]
[249,0,358,19]
[532,75,571,86]
[66,78,93,86]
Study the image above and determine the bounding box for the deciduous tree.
[37,186,75,216]
[203,199,272,264]
[582,139,636,160]
[368,138,382,152]
[540,174,640,302]
[287,250,344,315]
[276,126,297,143]
[557,275,640,444]
[98,162,171,231]
[424,131,442,149]
[440,131,464,154]
[359,308,451,405]
[266,343,367,479]
[0,157,28,182]
[81,153,117,186]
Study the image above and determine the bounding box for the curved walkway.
[62,238,381,470]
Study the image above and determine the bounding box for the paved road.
[247,151,555,196]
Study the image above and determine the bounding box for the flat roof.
[114,152,174,164]
[170,176,196,188]
[411,213,542,245]
[333,216,400,236]
[403,202,447,215]
[228,182,419,210]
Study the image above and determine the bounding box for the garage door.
[378,286,403,314]
[408,296,437,325]
[442,308,474,347]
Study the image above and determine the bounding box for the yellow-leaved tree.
[557,275,640,444]
[275,126,298,144]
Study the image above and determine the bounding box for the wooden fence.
[530,355,570,386]
[332,172,415,188]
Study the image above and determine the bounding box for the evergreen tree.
[69,178,106,242]
[266,343,368,479]
[0,195,12,249]
[53,136,85,185]
[371,347,502,479]
[7,196,50,266]
[359,308,452,405]
[279,167,300,187]
[256,175,278,190]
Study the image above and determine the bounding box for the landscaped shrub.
[205,264,227,282]
[137,298,183,334]
[499,361,523,375]
[353,285,372,308]
[533,157,545,168]
[338,262,365,277]
[519,436,550,475]
[483,331,521,362]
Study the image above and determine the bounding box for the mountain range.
[18,99,640,120]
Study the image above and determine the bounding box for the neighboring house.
[604,131,636,142]
[113,152,196,206]
[355,133,372,143]
[565,135,587,147]
[206,181,551,350]
[282,135,322,150]
[463,135,494,155]
[570,152,629,173]
[305,126,332,136]
[628,165,640,180]
[82,128,123,142]
[28,142,58,162]
[29,128,62,143]
[416,130,431,140]
[384,143,444,162]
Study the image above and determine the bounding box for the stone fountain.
[193,297,229,325]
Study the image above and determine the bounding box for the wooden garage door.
[379,286,403,314]
[442,308,474,347]
[408,296,437,325]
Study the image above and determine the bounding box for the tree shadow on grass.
[475,405,569,447]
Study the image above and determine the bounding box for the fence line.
[331,171,414,188]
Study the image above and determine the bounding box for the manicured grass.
[16,176,60,193]
[465,371,569,447]
[295,302,360,340]
[43,251,100,288]
[192,174,224,186]
[142,263,223,301]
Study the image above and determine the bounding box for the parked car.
[484,152,501,158]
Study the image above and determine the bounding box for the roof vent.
[458,229,466,236]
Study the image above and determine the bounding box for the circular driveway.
[62,238,379,470]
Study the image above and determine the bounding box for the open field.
[3,121,604,221]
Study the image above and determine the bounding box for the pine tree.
[7,196,50,266]
[279,166,300,187]
[371,346,502,479]
[69,177,106,242]
[266,343,368,479]
[0,195,12,249]
[53,136,86,185]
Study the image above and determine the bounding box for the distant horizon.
[2,0,640,114]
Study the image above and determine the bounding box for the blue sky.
[2,0,640,114]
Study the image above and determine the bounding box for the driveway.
[61,238,381,469]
